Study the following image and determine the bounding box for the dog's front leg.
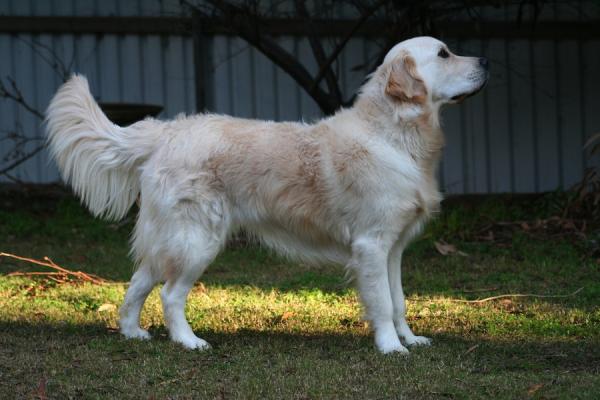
[388,242,432,347]
[351,236,408,354]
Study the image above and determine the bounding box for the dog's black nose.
[479,57,489,70]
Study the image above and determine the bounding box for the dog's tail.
[46,74,157,221]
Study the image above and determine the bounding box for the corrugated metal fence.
[1,0,599,194]
[0,0,196,183]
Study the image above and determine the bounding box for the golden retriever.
[46,36,488,353]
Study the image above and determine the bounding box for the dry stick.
[449,287,584,303]
[43,256,106,284]
[0,252,106,284]
[8,271,66,277]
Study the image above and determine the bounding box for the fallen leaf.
[527,383,544,396]
[281,311,295,320]
[435,241,468,257]
[98,303,117,312]
[35,377,47,400]
[434,241,456,256]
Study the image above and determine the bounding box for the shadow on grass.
[1,319,599,374]
[2,321,600,400]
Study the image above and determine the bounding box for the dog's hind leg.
[119,263,158,340]
[159,198,228,350]
[160,236,221,350]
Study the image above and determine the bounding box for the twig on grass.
[0,252,107,285]
[449,287,584,303]
[463,344,480,355]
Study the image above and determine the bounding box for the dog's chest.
[413,128,444,215]
[405,149,443,221]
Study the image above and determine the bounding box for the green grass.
[1,190,599,399]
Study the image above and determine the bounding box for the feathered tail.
[46,74,157,220]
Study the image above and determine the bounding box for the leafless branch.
[0,144,46,176]
[190,0,341,113]
[185,0,568,113]
[16,37,71,82]
[295,0,343,105]
[1,170,23,184]
[0,76,45,120]
[310,0,387,95]
[0,127,45,178]
[1,252,108,285]
[0,38,71,179]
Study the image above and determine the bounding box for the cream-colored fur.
[46,36,488,353]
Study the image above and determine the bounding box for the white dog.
[46,36,488,353]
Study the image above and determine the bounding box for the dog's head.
[379,36,488,121]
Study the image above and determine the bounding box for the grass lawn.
[1,187,599,399]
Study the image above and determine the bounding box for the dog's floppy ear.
[385,54,427,104]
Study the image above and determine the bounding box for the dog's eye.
[438,49,449,59]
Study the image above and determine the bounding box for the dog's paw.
[374,322,409,354]
[375,335,410,354]
[121,327,151,340]
[378,342,410,354]
[404,335,432,347]
[175,335,212,351]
